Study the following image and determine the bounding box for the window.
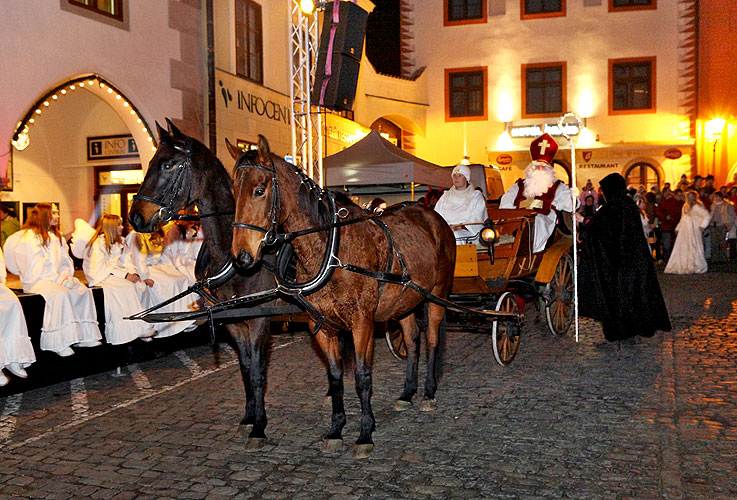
[609,57,655,114]
[625,162,660,187]
[68,0,123,20]
[445,67,488,122]
[609,0,656,12]
[521,0,565,19]
[445,0,487,25]
[235,0,263,84]
[522,62,566,118]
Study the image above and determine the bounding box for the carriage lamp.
[480,219,498,264]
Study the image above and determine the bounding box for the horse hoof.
[321,439,343,453]
[244,437,267,451]
[420,398,437,412]
[238,423,254,436]
[353,443,374,459]
[393,399,412,412]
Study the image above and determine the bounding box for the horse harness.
[132,138,233,225]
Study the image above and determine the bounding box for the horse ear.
[225,138,241,161]
[257,134,271,165]
[156,121,169,142]
[165,118,185,141]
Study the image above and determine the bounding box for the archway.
[623,160,661,188]
[7,74,155,230]
[552,159,571,186]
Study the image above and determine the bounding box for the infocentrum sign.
[510,123,580,138]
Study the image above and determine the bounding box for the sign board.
[510,123,580,138]
[664,148,682,160]
[87,134,139,161]
[496,154,513,165]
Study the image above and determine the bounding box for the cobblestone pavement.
[1,272,736,499]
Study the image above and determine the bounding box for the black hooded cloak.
[578,173,671,341]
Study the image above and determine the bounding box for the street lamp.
[706,117,726,174]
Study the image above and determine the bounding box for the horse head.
[230,135,277,270]
[129,119,198,233]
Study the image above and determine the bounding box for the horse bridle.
[231,156,342,295]
[132,140,194,225]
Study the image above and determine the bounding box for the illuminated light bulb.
[11,131,30,151]
[142,128,147,132]
[70,85,75,90]
[116,95,121,100]
[300,0,315,14]
[35,109,42,114]
[496,130,515,150]
[100,82,105,88]
[52,95,57,100]
[123,102,129,107]
[147,137,153,142]
[136,118,142,123]
[107,88,113,94]
[43,101,49,106]
[130,110,135,115]
[61,89,67,94]
[88,80,94,85]
[152,146,157,152]
[79,82,85,87]
[29,118,35,123]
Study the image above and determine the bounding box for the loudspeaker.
[311,1,368,112]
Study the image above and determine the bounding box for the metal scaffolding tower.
[289,1,323,185]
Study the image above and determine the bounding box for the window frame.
[608,56,656,115]
[444,66,488,122]
[521,61,567,119]
[520,0,566,20]
[444,0,488,26]
[67,0,123,21]
[235,0,264,84]
[608,0,657,13]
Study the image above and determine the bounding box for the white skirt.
[143,265,196,338]
[98,276,151,345]
[28,280,102,353]
[0,285,36,369]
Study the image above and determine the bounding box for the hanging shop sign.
[509,123,580,138]
[664,148,683,160]
[87,134,138,161]
[496,154,513,165]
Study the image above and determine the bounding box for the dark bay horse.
[128,120,275,450]
[230,135,456,458]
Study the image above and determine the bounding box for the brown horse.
[230,135,456,458]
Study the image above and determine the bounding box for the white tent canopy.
[324,130,451,188]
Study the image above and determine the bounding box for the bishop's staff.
[557,112,582,342]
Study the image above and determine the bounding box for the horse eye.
[254,187,265,197]
[162,160,176,170]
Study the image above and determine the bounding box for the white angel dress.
[4,230,101,354]
[162,225,204,284]
[125,230,196,337]
[72,220,152,345]
[664,203,712,274]
[0,246,36,381]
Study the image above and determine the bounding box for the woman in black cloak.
[578,173,671,342]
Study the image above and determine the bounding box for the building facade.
[400,0,697,190]
[0,0,205,230]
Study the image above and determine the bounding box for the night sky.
[365,0,401,76]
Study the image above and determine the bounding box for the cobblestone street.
[1,272,736,499]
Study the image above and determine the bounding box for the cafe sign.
[87,134,138,161]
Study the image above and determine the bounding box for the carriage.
[385,206,575,367]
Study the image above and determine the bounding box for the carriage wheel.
[544,252,574,337]
[492,292,520,366]
[385,328,407,360]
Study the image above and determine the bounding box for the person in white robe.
[3,203,101,357]
[500,133,577,253]
[126,228,196,337]
[665,191,712,274]
[434,163,488,245]
[0,246,36,386]
[162,221,204,284]
[77,215,154,345]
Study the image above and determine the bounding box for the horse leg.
[421,303,446,412]
[314,330,345,453]
[352,319,376,459]
[229,318,270,450]
[393,313,422,411]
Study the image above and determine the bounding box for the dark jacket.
[655,198,683,233]
[579,173,671,341]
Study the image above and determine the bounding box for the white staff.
[557,112,582,342]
